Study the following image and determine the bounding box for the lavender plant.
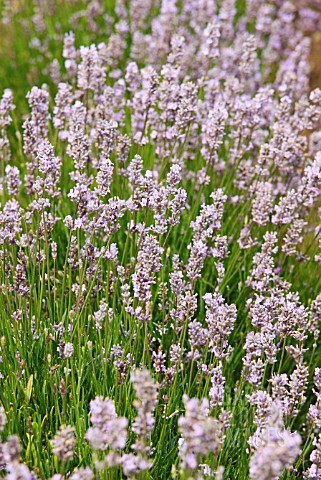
[0,0,321,479]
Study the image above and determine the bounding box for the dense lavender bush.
[1,0,321,478]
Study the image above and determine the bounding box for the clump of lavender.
[86,369,158,477]
[0,0,321,479]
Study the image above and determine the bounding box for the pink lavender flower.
[203,292,237,360]
[51,425,76,462]
[131,368,158,456]
[132,233,163,304]
[86,397,128,451]
[178,395,224,472]
[249,403,301,480]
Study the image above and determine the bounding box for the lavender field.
[1,0,321,479]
